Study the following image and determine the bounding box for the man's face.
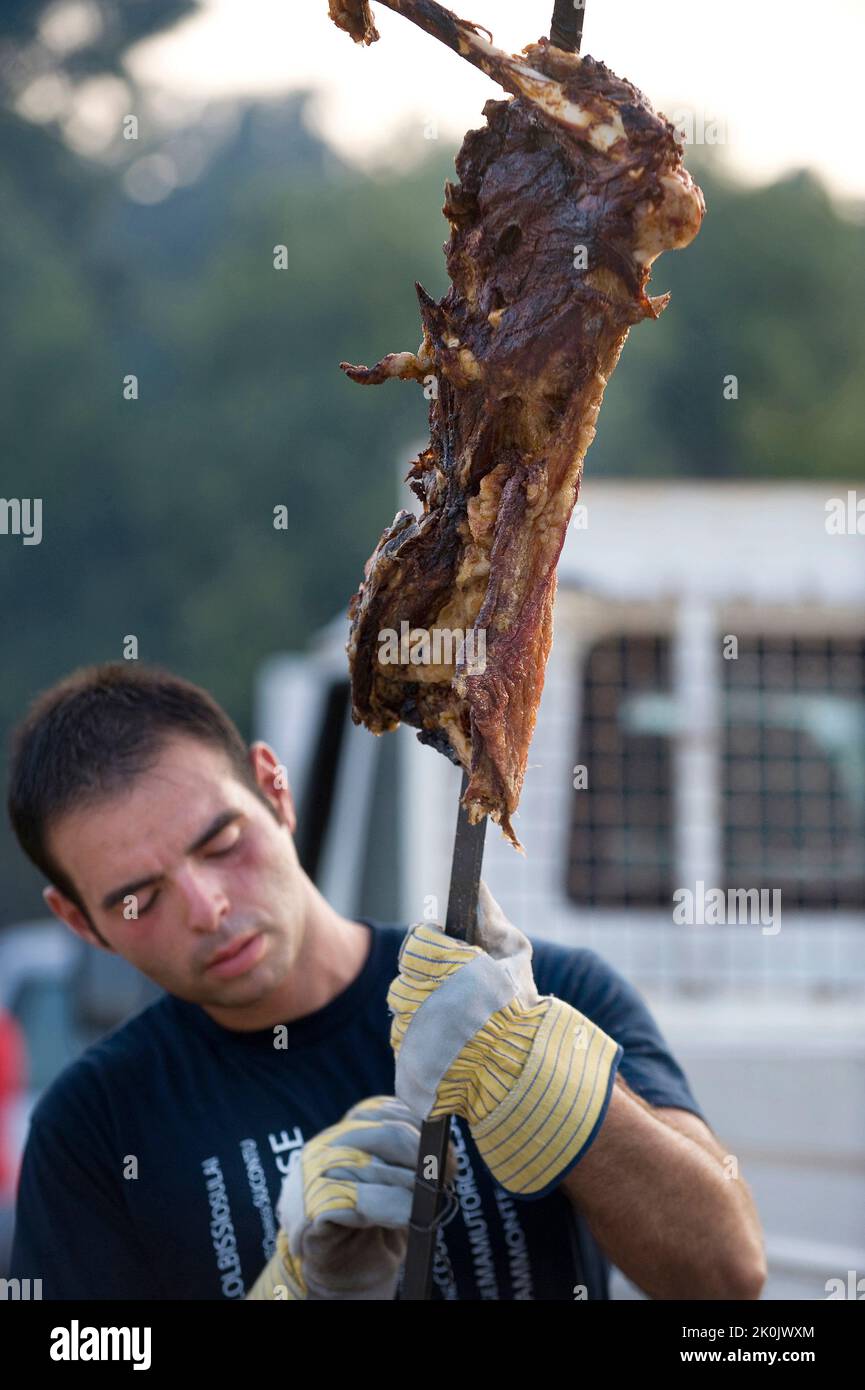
[44,736,305,1010]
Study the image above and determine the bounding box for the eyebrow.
[100,810,243,912]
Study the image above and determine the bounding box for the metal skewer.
[398,0,588,1303]
[399,770,487,1300]
[550,0,586,53]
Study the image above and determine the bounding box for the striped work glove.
[387,882,623,1199]
[247,1096,454,1300]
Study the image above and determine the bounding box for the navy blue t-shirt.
[10,921,706,1300]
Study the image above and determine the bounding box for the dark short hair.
[7,662,274,922]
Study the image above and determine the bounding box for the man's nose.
[176,862,230,931]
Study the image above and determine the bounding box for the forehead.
[48,737,250,889]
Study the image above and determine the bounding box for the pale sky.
[121,0,864,206]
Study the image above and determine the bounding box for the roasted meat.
[327,0,379,45]
[333,0,705,846]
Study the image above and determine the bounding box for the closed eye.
[204,825,242,858]
[206,842,237,859]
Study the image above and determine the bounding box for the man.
[7,662,766,1300]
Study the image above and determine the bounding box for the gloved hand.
[246,1095,455,1300]
[387,881,623,1200]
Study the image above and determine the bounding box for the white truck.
[256,477,865,1300]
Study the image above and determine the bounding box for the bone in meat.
[333,0,705,847]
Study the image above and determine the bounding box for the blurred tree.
[0,1,198,94]
[586,155,865,480]
[0,1,199,236]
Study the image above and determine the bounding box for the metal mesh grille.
[567,636,673,906]
[567,631,865,914]
[722,637,865,909]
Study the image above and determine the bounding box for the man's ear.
[248,741,297,835]
[43,885,112,952]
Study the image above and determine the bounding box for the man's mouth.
[205,932,266,979]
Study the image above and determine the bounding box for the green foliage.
[1,84,863,922]
[588,156,865,479]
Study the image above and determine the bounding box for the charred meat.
[333,1,705,845]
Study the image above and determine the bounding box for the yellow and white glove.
[387,882,623,1199]
[247,1095,454,1300]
